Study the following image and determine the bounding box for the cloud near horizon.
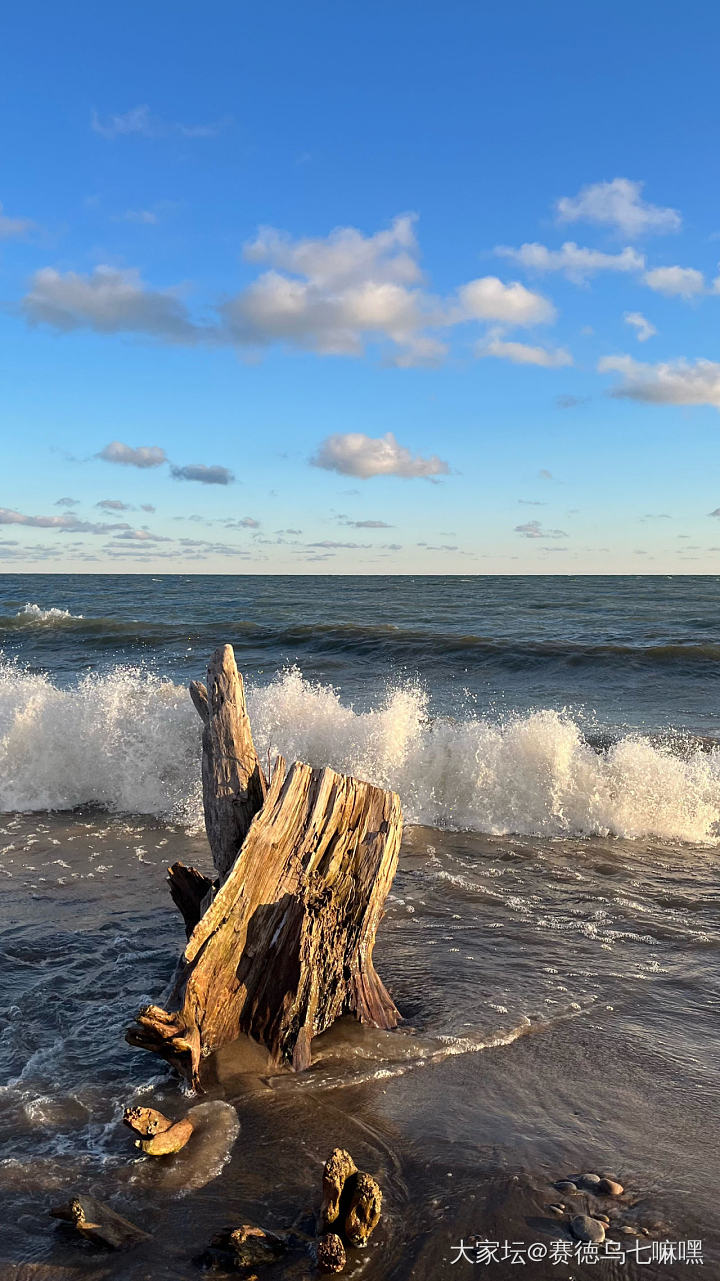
[312,431,450,479]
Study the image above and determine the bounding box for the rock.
[570,1215,606,1244]
[202,1224,287,1270]
[123,1106,174,1138]
[317,1233,347,1274]
[548,1204,565,1215]
[579,1173,601,1190]
[136,1117,194,1156]
[50,1196,150,1250]
[595,1214,610,1225]
[555,1180,578,1194]
[321,1149,357,1228]
[343,1172,382,1247]
[620,1225,639,1235]
[597,1177,624,1196]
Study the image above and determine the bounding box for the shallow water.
[1,575,719,1276]
[1,811,717,1278]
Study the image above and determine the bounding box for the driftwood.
[128,645,402,1087]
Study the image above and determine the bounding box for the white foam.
[14,603,83,622]
[1,661,719,843]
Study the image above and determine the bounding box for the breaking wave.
[1,660,719,842]
[12,603,84,624]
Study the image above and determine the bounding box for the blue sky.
[2,0,720,573]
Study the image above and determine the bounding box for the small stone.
[555,1181,578,1194]
[620,1226,639,1236]
[640,1227,650,1237]
[579,1173,601,1190]
[595,1214,610,1225]
[317,1234,346,1274]
[571,1215,606,1244]
[548,1204,565,1215]
[597,1177,624,1196]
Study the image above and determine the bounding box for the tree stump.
[127,645,402,1087]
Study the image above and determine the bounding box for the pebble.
[579,1173,601,1190]
[548,1204,565,1215]
[597,1177,624,1196]
[555,1181,578,1194]
[620,1226,639,1236]
[571,1215,606,1244]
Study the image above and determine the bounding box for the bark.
[128,646,402,1087]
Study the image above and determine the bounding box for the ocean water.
[0,574,718,1278]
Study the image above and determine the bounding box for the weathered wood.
[190,645,268,882]
[167,862,213,937]
[128,648,402,1087]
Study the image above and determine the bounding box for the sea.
[0,574,718,1279]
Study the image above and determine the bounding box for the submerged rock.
[136,1117,194,1156]
[317,1233,347,1273]
[343,1172,382,1247]
[49,1195,150,1250]
[571,1214,606,1244]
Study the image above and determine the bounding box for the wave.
[3,609,720,670]
[1,661,719,841]
[11,603,84,624]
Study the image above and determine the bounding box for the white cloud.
[456,277,554,326]
[642,265,705,298]
[624,311,656,342]
[0,507,130,534]
[515,520,568,539]
[244,216,421,288]
[478,336,572,367]
[23,266,204,343]
[0,200,34,240]
[312,431,450,479]
[556,178,681,238]
[598,355,720,407]
[495,241,644,282]
[91,105,229,140]
[98,441,168,468]
[96,499,133,511]
[113,529,171,542]
[170,464,235,485]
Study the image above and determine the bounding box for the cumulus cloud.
[170,463,235,485]
[98,441,168,468]
[642,266,705,298]
[478,336,572,367]
[624,311,657,342]
[91,105,229,140]
[598,355,720,407]
[96,499,133,511]
[311,431,450,480]
[220,216,554,363]
[515,520,568,539]
[455,277,554,326]
[54,496,79,507]
[495,241,644,282]
[0,200,34,240]
[22,266,205,343]
[556,178,681,238]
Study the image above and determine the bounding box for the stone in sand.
[579,1173,601,1190]
[571,1214,606,1244]
[317,1233,347,1273]
[202,1224,287,1269]
[343,1171,383,1247]
[597,1177,624,1196]
[136,1116,194,1156]
[555,1180,578,1193]
[548,1203,565,1215]
[321,1149,357,1228]
[122,1105,174,1138]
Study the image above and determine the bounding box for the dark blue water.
[2,574,720,733]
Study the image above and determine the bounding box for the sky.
[2,0,720,574]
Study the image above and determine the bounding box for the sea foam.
[1,661,719,842]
